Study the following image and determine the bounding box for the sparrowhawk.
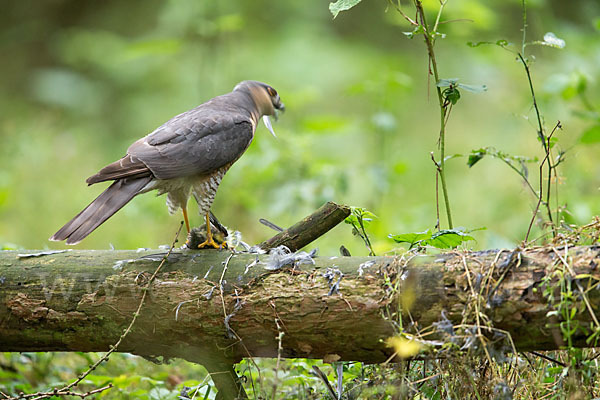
[50,80,284,248]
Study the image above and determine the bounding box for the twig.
[356,212,375,256]
[460,253,493,365]
[524,121,561,242]
[528,351,567,367]
[387,0,418,25]
[486,250,522,303]
[219,253,235,328]
[270,318,285,399]
[431,152,441,230]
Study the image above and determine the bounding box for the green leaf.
[390,229,475,249]
[467,146,537,169]
[329,0,362,18]
[443,87,461,105]
[149,387,172,400]
[427,229,475,249]
[467,148,487,167]
[389,230,432,248]
[444,154,463,162]
[345,207,376,228]
[580,124,600,144]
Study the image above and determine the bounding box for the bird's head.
[234,80,284,137]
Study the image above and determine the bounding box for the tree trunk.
[1,245,599,365]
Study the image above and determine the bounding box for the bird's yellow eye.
[267,87,277,97]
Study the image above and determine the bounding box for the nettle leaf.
[580,124,600,144]
[389,230,432,247]
[467,148,488,167]
[390,229,475,249]
[329,0,362,18]
[427,229,475,249]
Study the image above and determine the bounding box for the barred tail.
[50,177,152,245]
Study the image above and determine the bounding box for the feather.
[50,176,152,245]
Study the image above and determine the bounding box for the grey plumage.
[51,81,284,245]
[51,177,152,245]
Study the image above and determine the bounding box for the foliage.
[329,0,362,19]
[389,228,474,249]
[1,0,600,398]
[344,207,377,255]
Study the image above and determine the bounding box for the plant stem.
[524,122,560,242]
[521,0,527,56]
[358,216,375,256]
[518,53,547,153]
[519,0,560,239]
[415,0,453,229]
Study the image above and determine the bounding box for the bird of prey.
[50,80,284,248]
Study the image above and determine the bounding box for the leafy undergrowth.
[2,349,600,399]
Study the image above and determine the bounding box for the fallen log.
[2,245,600,363]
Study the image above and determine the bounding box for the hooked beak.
[263,115,277,138]
[263,101,284,138]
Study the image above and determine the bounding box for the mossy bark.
[1,245,599,365]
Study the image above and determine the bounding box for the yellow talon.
[197,236,228,249]
[197,212,227,249]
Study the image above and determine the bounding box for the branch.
[258,201,351,251]
[2,245,600,365]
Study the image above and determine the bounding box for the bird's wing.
[87,110,254,184]
[86,154,151,185]
[129,111,254,180]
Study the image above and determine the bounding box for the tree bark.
[257,201,351,251]
[1,245,599,365]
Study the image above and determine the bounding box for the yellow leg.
[182,206,191,233]
[197,212,223,249]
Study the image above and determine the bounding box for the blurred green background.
[1,0,599,254]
